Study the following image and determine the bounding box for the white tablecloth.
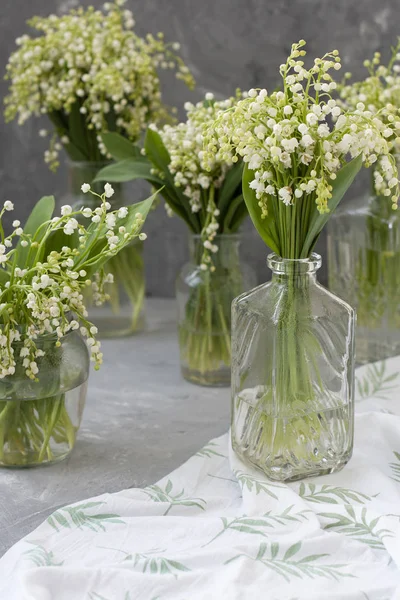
[2,357,400,600]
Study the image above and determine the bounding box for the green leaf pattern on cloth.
[356,361,400,401]
[24,543,64,567]
[2,357,400,599]
[297,483,374,505]
[234,469,285,499]
[194,442,226,459]
[318,506,394,550]
[390,451,400,483]
[141,480,207,516]
[47,501,125,532]
[225,541,355,582]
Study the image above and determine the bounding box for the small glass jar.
[328,189,400,365]
[231,253,355,482]
[176,234,257,387]
[0,329,89,467]
[63,161,146,338]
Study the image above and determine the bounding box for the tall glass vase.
[176,234,256,387]
[231,253,355,482]
[328,174,400,364]
[63,161,146,338]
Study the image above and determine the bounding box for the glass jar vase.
[231,253,355,482]
[63,161,146,338]
[0,329,89,467]
[328,192,400,365]
[176,234,257,387]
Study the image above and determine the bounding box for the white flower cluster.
[204,40,400,215]
[157,93,239,212]
[4,0,195,170]
[338,41,400,196]
[154,92,241,270]
[0,185,147,380]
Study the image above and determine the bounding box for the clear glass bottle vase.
[176,234,257,387]
[328,183,400,365]
[231,253,355,482]
[62,161,146,338]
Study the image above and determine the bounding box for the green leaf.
[94,158,163,186]
[17,196,55,267]
[240,518,273,527]
[165,480,173,495]
[242,164,280,254]
[222,194,245,232]
[219,163,244,208]
[74,190,158,276]
[284,542,302,561]
[150,559,158,574]
[47,111,87,162]
[53,512,71,529]
[271,542,279,559]
[91,513,123,521]
[47,516,57,530]
[144,128,171,172]
[167,560,190,572]
[144,128,200,232]
[68,102,88,157]
[101,132,141,161]
[256,542,268,560]
[0,268,9,286]
[300,155,363,258]
[43,227,80,258]
[298,554,328,563]
[229,525,267,535]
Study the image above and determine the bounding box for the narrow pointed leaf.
[271,542,279,559]
[101,132,141,160]
[284,541,302,560]
[17,196,55,267]
[242,164,280,254]
[93,158,163,185]
[300,155,363,257]
[218,162,244,217]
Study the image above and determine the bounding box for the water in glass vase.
[0,381,87,468]
[232,388,353,482]
[176,234,256,387]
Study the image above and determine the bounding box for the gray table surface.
[0,298,230,557]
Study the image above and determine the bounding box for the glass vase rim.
[1,313,79,346]
[5,328,77,347]
[267,252,322,273]
[190,233,242,240]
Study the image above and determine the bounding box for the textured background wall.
[0,0,398,295]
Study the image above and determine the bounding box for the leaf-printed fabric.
[2,356,400,599]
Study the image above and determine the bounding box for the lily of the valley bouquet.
[96,94,255,385]
[327,40,400,361]
[4,0,194,169]
[204,40,399,480]
[0,185,155,467]
[4,0,194,337]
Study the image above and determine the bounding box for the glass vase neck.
[268,253,321,280]
[189,234,241,267]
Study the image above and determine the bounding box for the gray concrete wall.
[0,0,397,295]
